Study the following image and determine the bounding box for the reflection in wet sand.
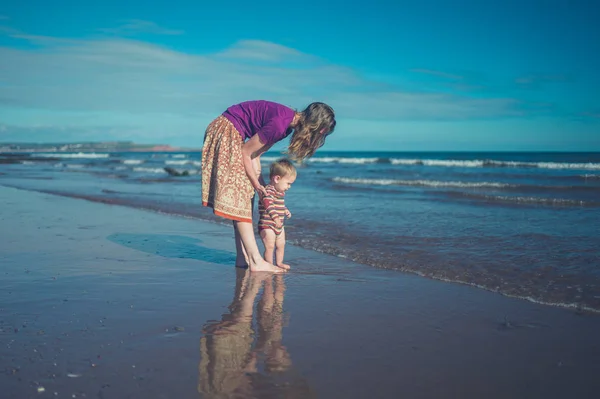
[198,269,314,398]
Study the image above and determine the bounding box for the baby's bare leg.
[260,229,276,264]
[275,228,290,270]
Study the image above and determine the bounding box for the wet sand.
[1,185,599,398]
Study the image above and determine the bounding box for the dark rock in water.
[0,154,60,164]
[164,167,189,177]
[0,158,22,164]
[0,153,32,158]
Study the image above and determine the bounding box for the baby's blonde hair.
[269,158,297,180]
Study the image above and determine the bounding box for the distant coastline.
[0,141,201,153]
[1,142,598,154]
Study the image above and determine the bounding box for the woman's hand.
[256,184,268,198]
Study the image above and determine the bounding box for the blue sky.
[0,0,598,151]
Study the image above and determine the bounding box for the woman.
[201,100,336,272]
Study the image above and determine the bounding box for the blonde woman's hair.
[286,102,336,162]
[270,158,297,179]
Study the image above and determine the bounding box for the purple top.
[222,100,295,146]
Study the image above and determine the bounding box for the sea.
[1,151,599,312]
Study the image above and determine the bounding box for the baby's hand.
[273,216,283,229]
[285,209,292,219]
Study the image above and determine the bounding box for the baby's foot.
[276,263,291,270]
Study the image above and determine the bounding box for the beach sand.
[1,185,599,398]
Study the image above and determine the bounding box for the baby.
[258,159,296,270]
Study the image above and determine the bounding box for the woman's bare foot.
[276,263,291,270]
[249,258,286,273]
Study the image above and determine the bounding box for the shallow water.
[2,185,600,399]
[1,150,599,311]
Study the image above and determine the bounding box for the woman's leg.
[234,222,249,267]
[234,221,284,273]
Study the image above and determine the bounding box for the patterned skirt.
[201,116,255,223]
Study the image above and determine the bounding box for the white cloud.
[0,26,532,143]
[98,19,184,36]
[215,40,313,63]
[514,74,571,88]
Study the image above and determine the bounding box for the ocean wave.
[260,156,291,163]
[165,160,201,166]
[35,152,110,159]
[452,192,598,207]
[391,158,600,170]
[172,154,187,158]
[485,195,594,206]
[133,167,166,174]
[260,156,388,165]
[332,177,512,188]
[302,156,600,170]
[581,174,600,180]
[123,159,144,165]
[310,157,382,164]
[165,160,188,165]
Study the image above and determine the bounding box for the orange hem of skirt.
[202,202,252,223]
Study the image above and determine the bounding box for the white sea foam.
[165,160,201,167]
[332,177,512,188]
[304,156,600,170]
[35,152,110,159]
[535,162,600,170]
[123,159,144,165]
[259,156,282,163]
[310,157,380,164]
[66,164,85,168]
[172,154,187,158]
[165,160,188,165]
[389,158,600,170]
[480,194,589,206]
[390,159,484,167]
[581,174,600,179]
[420,275,600,314]
[133,167,166,174]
